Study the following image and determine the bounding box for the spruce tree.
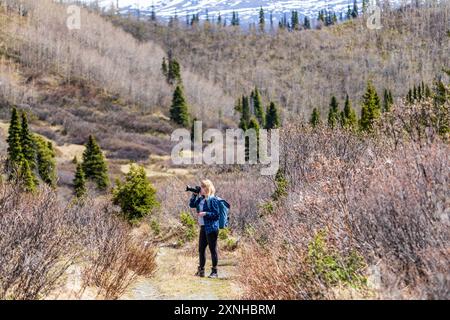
[252,87,265,127]
[347,5,352,19]
[407,89,413,104]
[272,169,288,201]
[259,7,265,31]
[291,11,299,30]
[383,88,393,112]
[151,5,156,21]
[35,136,57,187]
[170,85,191,128]
[19,160,35,193]
[20,112,36,171]
[73,163,87,199]
[327,96,340,129]
[82,135,109,191]
[167,58,181,85]
[113,164,160,221]
[247,118,260,161]
[6,107,23,170]
[341,94,358,130]
[310,108,321,128]
[239,95,250,130]
[434,80,449,106]
[265,102,280,129]
[352,0,359,18]
[359,81,381,132]
[303,16,311,29]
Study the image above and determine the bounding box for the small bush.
[307,229,367,289]
[150,219,161,236]
[180,211,197,242]
[113,164,160,222]
[219,228,230,241]
[224,237,238,251]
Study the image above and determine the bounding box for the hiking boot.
[208,268,218,279]
[195,267,205,277]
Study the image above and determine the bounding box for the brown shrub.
[238,103,449,299]
[0,182,156,300]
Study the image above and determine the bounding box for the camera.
[186,185,201,194]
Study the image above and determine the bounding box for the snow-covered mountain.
[85,0,397,24]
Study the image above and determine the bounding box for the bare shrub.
[67,198,157,300]
[239,103,449,299]
[0,183,77,300]
[0,182,157,300]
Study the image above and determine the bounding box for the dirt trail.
[121,246,242,300]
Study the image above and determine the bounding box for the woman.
[189,179,220,278]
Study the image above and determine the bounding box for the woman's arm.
[189,194,200,209]
[203,198,220,221]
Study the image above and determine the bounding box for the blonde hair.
[201,179,215,198]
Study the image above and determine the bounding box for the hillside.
[108,1,449,120]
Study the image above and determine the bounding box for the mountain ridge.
[87,0,399,24]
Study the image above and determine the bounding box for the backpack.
[208,196,230,229]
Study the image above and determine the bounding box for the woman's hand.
[198,212,206,217]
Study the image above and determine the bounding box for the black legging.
[199,226,218,269]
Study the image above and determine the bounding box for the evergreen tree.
[418,83,423,100]
[383,88,393,112]
[310,107,321,128]
[265,102,281,129]
[425,84,432,98]
[359,81,381,132]
[150,5,156,21]
[170,85,191,127]
[20,112,36,171]
[327,96,340,129]
[231,11,240,26]
[6,107,23,170]
[346,5,352,20]
[239,95,250,130]
[341,94,358,130]
[246,118,260,161]
[291,11,299,30]
[303,16,311,29]
[35,136,57,187]
[259,7,265,31]
[167,58,181,85]
[82,135,109,191]
[434,80,449,106]
[73,163,86,199]
[272,169,288,201]
[217,12,222,25]
[352,0,359,18]
[388,90,394,107]
[407,88,413,104]
[19,160,35,193]
[113,164,160,221]
[252,87,265,126]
